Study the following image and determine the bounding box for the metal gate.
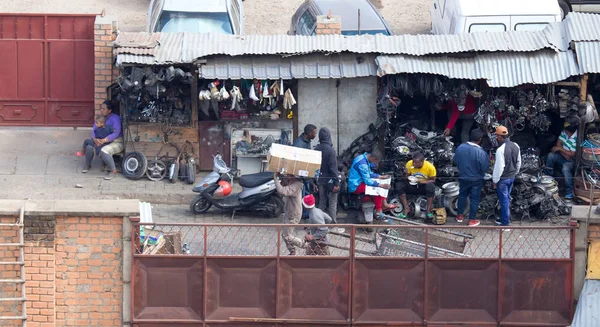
[0,14,95,126]
[131,223,575,326]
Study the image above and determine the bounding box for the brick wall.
[94,17,117,116]
[0,215,124,327]
[588,224,600,240]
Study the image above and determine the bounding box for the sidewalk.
[0,127,196,205]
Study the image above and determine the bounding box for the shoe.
[289,250,296,256]
[104,171,117,180]
[565,193,573,200]
[495,219,502,225]
[468,219,480,227]
[81,165,91,173]
[76,151,84,157]
[331,227,345,234]
[456,214,464,223]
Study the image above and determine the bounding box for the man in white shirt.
[492,126,521,226]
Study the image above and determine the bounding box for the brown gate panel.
[500,260,572,326]
[133,257,204,322]
[278,259,350,321]
[427,260,499,325]
[353,259,424,323]
[206,258,276,321]
[0,14,95,126]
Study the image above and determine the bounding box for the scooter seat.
[239,172,274,188]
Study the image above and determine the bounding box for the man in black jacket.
[314,128,340,225]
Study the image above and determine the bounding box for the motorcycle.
[189,154,284,217]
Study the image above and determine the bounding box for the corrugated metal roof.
[114,30,567,65]
[198,53,378,79]
[571,279,600,327]
[564,12,600,42]
[575,42,600,74]
[375,50,579,87]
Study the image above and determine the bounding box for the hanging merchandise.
[283,89,296,110]
[220,85,230,101]
[209,81,220,99]
[262,81,269,98]
[199,90,211,100]
[270,80,281,99]
[280,79,284,96]
[230,86,242,112]
[249,83,259,101]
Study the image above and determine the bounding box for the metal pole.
[357,9,361,35]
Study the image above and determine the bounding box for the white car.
[148,0,244,34]
[431,0,562,35]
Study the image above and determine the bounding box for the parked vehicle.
[190,154,283,217]
[148,0,244,34]
[562,0,600,16]
[289,0,394,36]
[431,0,562,35]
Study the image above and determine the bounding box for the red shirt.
[444,95,477,130]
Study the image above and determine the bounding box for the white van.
[431,0,562,34]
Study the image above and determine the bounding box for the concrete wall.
[298,77,378,153]
[0,200,138,327]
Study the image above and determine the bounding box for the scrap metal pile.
[116,66,193,126]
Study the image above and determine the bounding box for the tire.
[558,0,571,19]
[122,151,148,180]
[266,195,284,218]
[446,196,469,217]
[169,160,179,183]
[190,194,211,214]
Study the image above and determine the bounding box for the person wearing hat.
[544,116,579,199]
[453,129,490,227]
[303,194,333,255]
[492,126,522,226]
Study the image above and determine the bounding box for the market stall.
[111,65,200,183]
[339,73,587,223]
[196,78,298,173]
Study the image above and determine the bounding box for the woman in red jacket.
[442,94,477,144]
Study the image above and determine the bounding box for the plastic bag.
[262,81,269,97]
[220,86,230,101]
[249,84,259,101]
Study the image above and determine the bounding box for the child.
[77,116,112,156]
[302,194,332,256]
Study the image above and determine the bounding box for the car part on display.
[122,151,148,180]
[146,160,167,181]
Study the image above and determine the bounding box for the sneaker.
[495,219,502,226]
[104,171,117,180]
[81,165,91,173]
[565,193,573,200]
[331,227,345,234]
[468,219,480,227]
[456,214,464,223]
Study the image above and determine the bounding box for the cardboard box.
[267,144,322,178]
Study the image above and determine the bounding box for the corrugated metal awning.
[574,42,600,74]
[571,279,600,327]
[198,54,378,79]
[114,28,568,65]
[375,50,580,88]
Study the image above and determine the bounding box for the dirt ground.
[1,0,431,35]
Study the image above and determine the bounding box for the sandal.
[76,151,84,157]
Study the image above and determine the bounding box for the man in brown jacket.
[274,172,305,255]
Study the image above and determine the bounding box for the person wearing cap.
[453,129,490,227]
[274,172,305,255]
[492,126,522,226]
[442,94,477,144]
[302,194,333,255]
[544,116,579,199]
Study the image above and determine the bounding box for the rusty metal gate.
[131,223,575,326]
[0,14,95,126]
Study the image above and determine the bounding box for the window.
[158,12,234,34]
[515,23,549,32]
[341,30,390,36]
[298,10,316,35]
[468,23,506,33]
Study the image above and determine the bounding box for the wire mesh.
[132,223,574,260]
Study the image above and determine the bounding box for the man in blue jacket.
[453,129,490,227]
[348,149,392,218]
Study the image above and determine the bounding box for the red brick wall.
[94,20,116,116]
[0,216,123,327]
[589,224,600,240]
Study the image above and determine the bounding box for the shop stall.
[110,64,200,183]
[196,77,298,174]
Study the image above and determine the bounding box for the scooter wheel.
[190,195,212,214]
